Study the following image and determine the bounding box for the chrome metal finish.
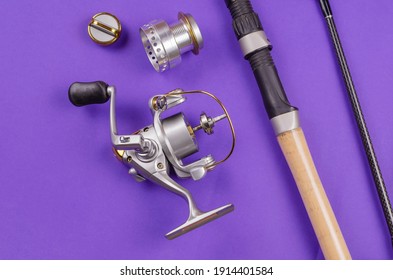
[193,113,227,135]
[136,139,159,162]
[270,111,300,136]
[108,86,151,152]
[118,111,233,239]
[239,31,271,57]
[162,113,198,159]
[77,84,235,239]
[165,90,236,171]
[152,95,216,180]
[150,92,185,112]
[129,168,146,182]
[166,203,234,240]
[140,12,204,72]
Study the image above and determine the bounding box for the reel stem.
[193,113,227,133]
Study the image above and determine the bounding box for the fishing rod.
[224,0,351,259]
[318,0,393,247]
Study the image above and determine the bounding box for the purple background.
[1,0,393,260]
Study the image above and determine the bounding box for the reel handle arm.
[68,81,147,151]
[107,86,147,151]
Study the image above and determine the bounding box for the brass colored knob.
[88,12,122,45]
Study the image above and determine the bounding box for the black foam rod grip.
[68,81,110,107]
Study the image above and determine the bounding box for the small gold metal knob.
[88,12,122,45]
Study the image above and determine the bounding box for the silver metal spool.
[140,12,204,72]
[161,113,198,159]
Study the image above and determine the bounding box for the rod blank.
[318,0,393,247]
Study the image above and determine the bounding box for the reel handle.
[68,81,110,107]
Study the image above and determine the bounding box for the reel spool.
[140,12,204,72]
[68,82,235,239]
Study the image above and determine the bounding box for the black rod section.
[225,0,297,119]
[318,0,393,247]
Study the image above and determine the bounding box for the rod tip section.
[319,0,333,17]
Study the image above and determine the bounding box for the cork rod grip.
[277,128,351,260]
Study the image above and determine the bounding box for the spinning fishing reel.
[68,81,236,239]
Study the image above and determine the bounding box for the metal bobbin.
[140,12,204,72]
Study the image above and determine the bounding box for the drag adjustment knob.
[68,81,110,107]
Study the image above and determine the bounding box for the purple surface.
[1,0,393,260]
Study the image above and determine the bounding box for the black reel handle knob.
[68,81,110,107]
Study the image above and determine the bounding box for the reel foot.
[165,204,234,240]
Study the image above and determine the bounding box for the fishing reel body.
[68,82,235,239]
